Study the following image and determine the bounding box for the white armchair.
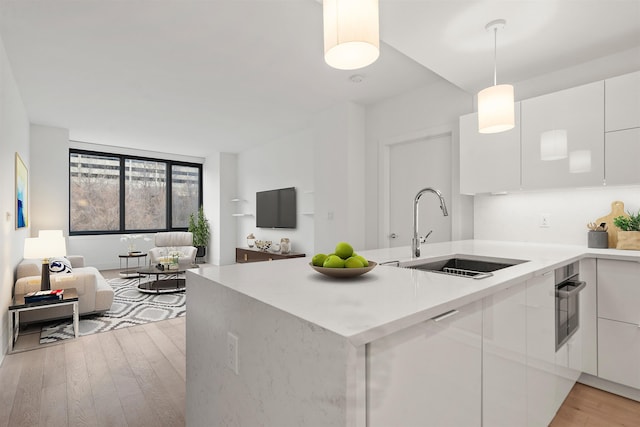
[148,232,197,266]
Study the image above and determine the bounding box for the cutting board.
[595,201,629,248]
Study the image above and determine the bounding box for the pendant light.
[478,19,515,134]
[323,0,380,70]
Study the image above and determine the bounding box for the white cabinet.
[521,81,605,189]
[605,71,640,132]
[459,104,521,194]
[483,282,527,427]
[525,272,558,426]
[605,128,640,185]
[367,300,482,427]
[597,259,640,389]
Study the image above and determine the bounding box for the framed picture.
[15,152,28,229]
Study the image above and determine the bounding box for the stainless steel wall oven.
[555,261,586,351]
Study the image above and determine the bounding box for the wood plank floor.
[0,317,185,427]
[2,313,640,426]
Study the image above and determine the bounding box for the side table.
[119,252,148,278]
[8,288,79,353]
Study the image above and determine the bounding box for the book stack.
[24,289,64,303]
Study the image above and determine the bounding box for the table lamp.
[23,235,67,291]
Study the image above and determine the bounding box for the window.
[70,149,202,235]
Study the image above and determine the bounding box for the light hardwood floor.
[2,306,640,426]
[0,317,185,427]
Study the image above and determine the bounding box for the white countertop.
[189,240,640,346]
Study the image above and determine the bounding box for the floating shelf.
[300,212,315,215]
[230,198,246,202]
[232,213,253,217]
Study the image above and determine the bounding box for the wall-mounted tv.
[256,187,297,229]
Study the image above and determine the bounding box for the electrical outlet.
[227,332,239,375]
[540,213,551,228]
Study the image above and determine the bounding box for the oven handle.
[556,280,586,298]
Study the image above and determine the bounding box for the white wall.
[312,102,366,254]
[365,79,474,249]
[0,34,30,359]
[30,124,70,234]
[205,151,236,266]
[236,128,315,257]
[474,186,640,245]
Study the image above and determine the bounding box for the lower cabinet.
[367,300,482,427]
[597,259,640,389]
[598,318,640,389]
[526,272,559,426]
[483,282,527,427]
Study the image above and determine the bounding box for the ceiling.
[0,1,638,158]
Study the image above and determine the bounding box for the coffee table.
[8,288,79,353]
[137,265,196,294]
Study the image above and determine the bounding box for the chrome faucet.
[412,187,449,257]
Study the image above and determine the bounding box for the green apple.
[323,255,345,268]
[312,253,328,267]
[354,255,369,267]
[335,242,354,259]
[344,256,365,268]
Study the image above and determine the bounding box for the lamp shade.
[569,150,591,173]
[323,0,379,70]
[540,129,568,160]
[24,236,67,259]
[478,84,515,134]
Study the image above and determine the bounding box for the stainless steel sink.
[394,256,528,279]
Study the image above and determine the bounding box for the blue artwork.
[16,153,28,229]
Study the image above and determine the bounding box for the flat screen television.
[256,187,297,229]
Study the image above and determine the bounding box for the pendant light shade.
[478,19,514,134]
[323,0,380,70]
[478,84,515,134]
[540,129,568,160]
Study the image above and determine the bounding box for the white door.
[387,134,452,247]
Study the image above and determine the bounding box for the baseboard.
[578,373,640,402]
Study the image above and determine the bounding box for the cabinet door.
[605,70,640,131]
[521,81,604,189]
[483,283,527,427]
[605,128,640,185]
[525,272,557,427]
[597,259,640,325]
[459,104,521,194]
[368,301,482,427]
[598,317,640,389]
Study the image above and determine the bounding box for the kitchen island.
[185,240,640,426]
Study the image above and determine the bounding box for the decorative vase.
[616,231,640,250]
[587,231,608,249]
[280,238,291,254]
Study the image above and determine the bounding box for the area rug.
[39,276,185,344]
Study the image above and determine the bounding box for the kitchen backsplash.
[474,185,640,246]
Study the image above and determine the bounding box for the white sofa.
[15,255,114,324]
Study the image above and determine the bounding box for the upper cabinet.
[459,103,521,194]
[521,81,605,189]
[459,73,639,194]
[604,71,640,185]
[605,70,640,132]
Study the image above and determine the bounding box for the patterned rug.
[39,276,185,344]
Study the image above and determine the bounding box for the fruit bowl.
[310,261,377,278]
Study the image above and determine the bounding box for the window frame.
[69,148,203,236]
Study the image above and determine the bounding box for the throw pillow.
[49,257,73,274]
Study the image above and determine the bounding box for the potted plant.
[613,210,640,250]
[188,206,211,258]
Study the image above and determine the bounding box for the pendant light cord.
[493,26,497,86]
